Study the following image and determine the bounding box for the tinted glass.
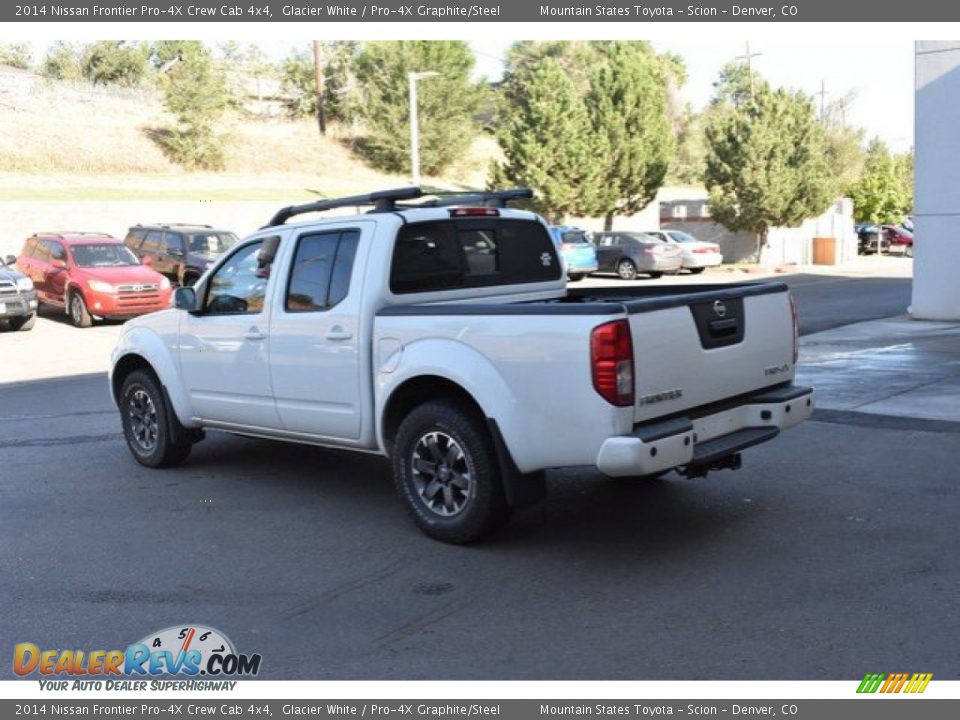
[669,231,698,243]
[187,232,237,255]
[124,229,146,249]
[328,231,359,307]
[561,231,589,244]
[390,222,462,294]
[460,228,498,275]
[141,231,163,253]
[49,242,67,262]
[72,244,139,268]
[205,241,268,315]
[286,232,339,312]
[159,233,182,255]
[33,240,51,262]
[23,237,39,258]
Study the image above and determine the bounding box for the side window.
[204,241,268,315]
[49,242,67,262]
[160,232,182,255]
[141,231,162,253]
[23,237,39,258]
[124,229,145,250]
[33,240,51,262]
[390,222,461,294]
[285,230,359,312]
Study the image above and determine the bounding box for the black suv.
[123,224,239,287]
[0,253,38,331]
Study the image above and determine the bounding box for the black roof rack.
[134,223,215,229]
[265,187,534,227]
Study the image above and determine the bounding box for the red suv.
[15,232,172,327]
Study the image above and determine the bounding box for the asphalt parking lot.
[1,372,957,680]
[5,262,952,681]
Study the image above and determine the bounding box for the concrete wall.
[913,41,960,320]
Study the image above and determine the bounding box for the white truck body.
[110,192,813,542]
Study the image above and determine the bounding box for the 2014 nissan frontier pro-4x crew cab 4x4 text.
[109,188,814,543]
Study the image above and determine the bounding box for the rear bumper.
[684,254,723,268]
[641,257,684,272]
[596,384,814,477]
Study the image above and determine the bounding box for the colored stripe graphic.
[857,672,932,694]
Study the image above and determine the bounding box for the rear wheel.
[9,313,35,331]
[568,273,585,282]
[689,267,706,274]
[616,259,638,281]
[68,291,92,328]
[647,271,663,279]
[120,369,193,468]
[392,400,511,543]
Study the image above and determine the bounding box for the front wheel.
[68,291,92,328]
[688,267,706,275]
[616,259,638,281]
[9,313,35,331]
[120,369,193,468]
[392,400,511,543]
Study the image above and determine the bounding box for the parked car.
[16,232,172,328]
[109,187,812,543]
[0,253,38,331]
[592,231,683,279]
[883,225,914,257]
[548,225,598,281]
[856,224,891,255]
[124,224,238,287]
[645,230,723,273]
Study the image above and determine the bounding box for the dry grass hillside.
[0,74,500,201]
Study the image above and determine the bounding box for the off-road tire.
[392,400,511,543]
[120,369,193,468]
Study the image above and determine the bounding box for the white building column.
[912,41,960,320]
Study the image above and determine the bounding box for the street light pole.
[408,70,439,187]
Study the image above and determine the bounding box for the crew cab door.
[268,227,364,439]
[178,238,281,428]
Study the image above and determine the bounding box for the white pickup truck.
[110,188,814,543]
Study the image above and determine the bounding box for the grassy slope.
[0,78,499,201]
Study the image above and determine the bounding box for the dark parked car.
[124,224,238,287]
[592,231,683,280]
[0,253,38,331]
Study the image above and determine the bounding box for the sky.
[469,38,915,153]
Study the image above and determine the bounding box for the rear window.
[390,219,560,294]
[561,231,589,244]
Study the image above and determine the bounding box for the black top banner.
[4,0,951,22]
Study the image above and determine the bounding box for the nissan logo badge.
[713,300,727,317]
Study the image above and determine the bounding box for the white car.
[647,230,723,273]
[109,188,812,543]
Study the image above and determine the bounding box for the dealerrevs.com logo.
[14,625,261,688]
[857,672,933,694]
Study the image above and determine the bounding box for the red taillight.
[591,319,634,407]
[449,207,499,217]
[789,293,799,364]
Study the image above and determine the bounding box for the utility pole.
[735,41,763,99]
[816,79,828,123]
[312,40,326,136]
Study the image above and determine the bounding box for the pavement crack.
[374,599,468,648]
[282,557,412,620]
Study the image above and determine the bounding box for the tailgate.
[626,285,795,423]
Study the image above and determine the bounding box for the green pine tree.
[491,57,597,223]
[849,139,913,225]
[352,41,485,176]
[704,64,834,259]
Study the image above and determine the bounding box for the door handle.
[244,327,267,341]
[325,326,353,341]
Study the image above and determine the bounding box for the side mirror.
[52,259,67,270]
[258,236,280,267]
[173,286,198,312]
[4,255,16,266]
